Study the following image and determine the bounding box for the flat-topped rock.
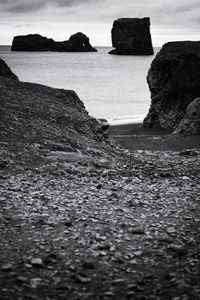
[143,41,200,132]
[11,33,97,52]
[109,17,154,55]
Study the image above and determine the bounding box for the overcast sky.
[1,0,200,46]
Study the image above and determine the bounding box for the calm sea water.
[0,46,159,124]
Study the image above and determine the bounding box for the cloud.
[0,0,199,45]
[1,0,95,13]
[1,0,200,26]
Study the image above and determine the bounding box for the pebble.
[182,176,190,180]
[17,276,28,283]
[168,244,185,256]
[2,263,13,271]
[82,261,95,269]
[131,228,145,235]
[75,273,92,284]
[96,183,103,189]
[30,277,42,288]
[30,258,44,267]
[64,220,73,227]
[167,227,176,234]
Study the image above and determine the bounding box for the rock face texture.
[143,41,200,131]
[0,58,19,80]
[174,98,200,135]
[109,17,154,55]
[0,59,113,169]
[11,33,97,52]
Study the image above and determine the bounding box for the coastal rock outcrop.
[0,58,113,169]
[143,41,200,131]
[109,17,154,55]
[174,98,200,135]
[0,58,19,80]
[67,32,97,52]
[11,33,97,52]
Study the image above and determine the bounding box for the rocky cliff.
[0,59,114,170]
[109,17,154,55]
[143,41,200,134]
[11,33,97,52]
[0,58,19,81]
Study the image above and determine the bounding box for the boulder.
[97,119,110,139]
[174,98,200,135]
[11,33,97,52]
[143,41,200,130]
[0,58,19,80]
[109,17,154,55]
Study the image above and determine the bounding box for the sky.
[0,0,200,46]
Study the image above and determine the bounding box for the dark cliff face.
[0,58,19,81]
[143,41,200,132]
[109,17,154,55]
[174,98,200,135]
[11,33,97,52]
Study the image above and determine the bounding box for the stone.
[11,33,97,52]
[82,261,95,269]
[143,41,200,130]
[30,258,44,267]
[131,228,145,235]
[168,244,185,256]
[75,273,92,284]
[174,98,200,135]
[64,220,73,227]
[0,58,19,80]
[109,17,154,55]
[96,118,110,139]
[96,183,103,189]
[2,263,13,271]
[166,227,176,234]
[30,278,42,288]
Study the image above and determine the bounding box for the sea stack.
[143,41,200,134]
[11,33,97,52]
[109,17,154,55]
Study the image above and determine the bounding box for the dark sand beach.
[109,123,200,151]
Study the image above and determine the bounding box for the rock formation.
[0,58,114,170]
[0,58,19,80]
[109,17,154,55]
[11,33,97,52]
[174,98,200,135]
[67,32,97,52]
[143,41,200,132]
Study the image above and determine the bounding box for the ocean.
[0,46,159,125]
